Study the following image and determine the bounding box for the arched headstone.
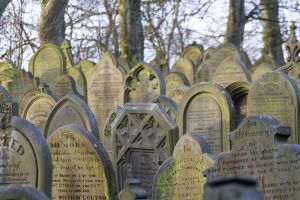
[149,95,178,122]
[165,72,190,105]
[67,67,86,98]
[53,75,81,99]
[181,43,204,68]
[171,58,195,85]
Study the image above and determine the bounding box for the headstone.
[153,133,215,200]
[67,67,86,98]
[247,71,300,144]
[212,56,252,88]
[21,85,57,131]
[203,177,263,200]
[0,184,49,200]
[47,124,117,200]
[101,106,122,160]
[151,49,169,76]
[0,115,52,197]
[252,54,277,73]
[112,103,178,198]
[118,179,147,200]
[149,95,178,122]
[165,72,190,105]
[204,115,300,200]
[0,61,19,90]
[44,95,99,138]
[252,64,274,82]
[61,39,74,69]
[76,59,95,87]
[181,43,204,68]
[124,62,166,103]
[53,75,80,99]
[88,51,125,134]
[29,43,66,90]
[0,84,13,114]
[171,58,195,85]
[177,82,235,153]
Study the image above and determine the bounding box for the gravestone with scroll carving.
[29,43,66,90]
[247,72,300,144]
[171,58,195,85]
[149,95,178,122]
[124,62,165,103]
[165,72,190,105]
[21,85,57,131]
[204,115,300,200]
[112,103,178,198]
[47,124,117,200]
[177,82,235,153]
[153,133,215,200]
[44,95,99,138]
[0,184,50,200]
[53,75,81,99]
[88,51,125,134]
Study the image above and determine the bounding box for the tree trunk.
[261,0,284,66]
[119,0,144,66]
[0,0,11,18]
[224,0,245,48]
[39,0,69,46]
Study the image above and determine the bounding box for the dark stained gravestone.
[181,43,204,68]
[0,114,52,198]
[247,72,300,144]
[149,95,178,122]
[67,67,87,99]
[0,184,49,200]
[171,58,195,85]
[204,115,300,200]
[53,75,81,99]
[29,44,66,91]
[203,177,263,200]
[165,72,190,105]
[153,133,215,200]
[177,82,235,153]
[112,103,178,198]
[124,62,166,103]
[47,124,117,200]
[102,106,122,160]
[212,56,252,89]
[44,95,99,139]
[118,179,147,200]
[21,85,57,131]
[0,84,13,114]
[88,51,125,135]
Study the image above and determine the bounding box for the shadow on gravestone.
[149,95,178,122]
[0,84,14,115]
[67,67,87,100]
[152,133,215,200]
[47,124,117,200]
[118,178,147,200]
[0,184,49,200]
[53,75,82,100]
[203,177,263,200]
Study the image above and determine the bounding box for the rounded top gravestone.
[165,72,190,105]
[53,75,81,99]
[0,184,49,200]
[180,43,204,68]
[172,58,195,85]
[67,67,87,98]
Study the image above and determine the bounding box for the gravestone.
[44,95,99,138]
[153,133,215,200]
[47,124,117,200]
[88,51,125,134]
[118,179,147,200]
[181,43,204,68]
[252,64,274,82]
[203,177,263,200]
[252,54,277,73]
[165,72,190,105]
[212,56,252,88]
[247,72,300,144]
[29,43,66,90]
[53,75,80,99]
[149,95,178,122]
[0,61,19,90]
[21,85,57,131]
[67,67,86,98]
[204,115,300,200]
[177,82,235,153]
[124,62,166,103]
[112,103,178,198]
[61,39,74,69]
[0,184,49,200]
[102,106,122,160]
[151,50,169,76]
[0,114,52,197]
[0,84,13,114]
[171,58,195,85]
[76,59,95,87]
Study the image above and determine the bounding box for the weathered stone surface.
[181,43,204,68]
[112,103,178,198]
[212,56,252,88]
[88,52,125,135]
[165,72,190,105]
[61,39,74,69]
[44,95,99,139]
[0,61,19,90]
[29,44,66,90]
[151,50,169,77]
[67,67,86,98]
[177,82,235,153]
[0,116,52,197]
[204,177,263,200]
[21,86,56,131]
[252,54,277,73]
[47,124,117,200]
[0,84,13,114]
[252,64,274,82]
[172,58,195,85]
[153,133,215,200]
[118,179,147,200]
[247,72,300,144]
[102,106,122,160]
[0,184,49,200]
[76,59,95,88]
[149,95,178,122]
[53,75,80,99]
[204,115,300,200]
[124,62,166,103]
